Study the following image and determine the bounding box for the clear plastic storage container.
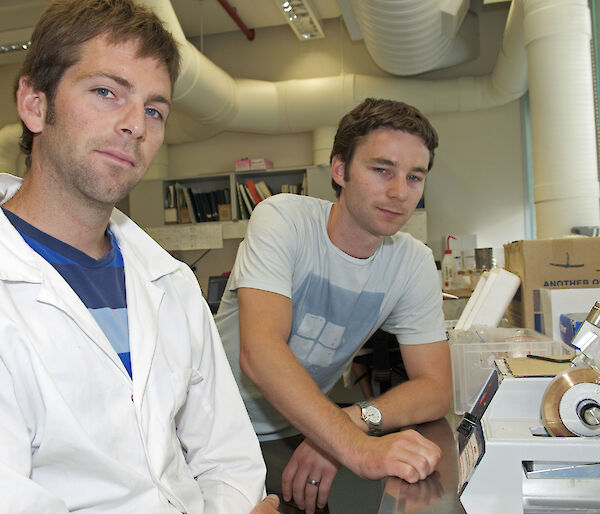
[449,326,570,414]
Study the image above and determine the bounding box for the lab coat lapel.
[37,267,129,375]
[126,266,163,404]
[108,209,180,403]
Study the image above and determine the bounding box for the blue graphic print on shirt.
[289,271,384,393]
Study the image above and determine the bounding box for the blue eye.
[95,88,113,98]
[145,107,163,120]
[408,174,423,182]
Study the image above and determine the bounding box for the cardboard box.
[234,158,251,171]
[235,157,273,171]
[540,287,600,340]
[503,238,600,331]
[250,157,273,170]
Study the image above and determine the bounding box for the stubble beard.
[42,119,145,209]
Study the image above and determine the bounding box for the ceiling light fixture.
[0,28,34,55]
[275,0,324,40]
[0,40,31,54]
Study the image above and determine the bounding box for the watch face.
[364,406,382,424]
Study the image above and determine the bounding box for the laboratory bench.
[324,413,465,514]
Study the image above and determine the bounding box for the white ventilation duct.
[348,0,479,76]
[142,0,238,140]
[141,0,527,139]
[313,126,337,165]
[523,0,599,238]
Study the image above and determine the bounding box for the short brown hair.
[330,98,438,197]
[16,0,180,166]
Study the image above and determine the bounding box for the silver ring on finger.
[306,478,320,487]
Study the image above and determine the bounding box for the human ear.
[15,76,48,135]
[331,154,346,189]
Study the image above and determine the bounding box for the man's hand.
[282,439,339,514]
[352,429,441,483]
[250,494,280,513]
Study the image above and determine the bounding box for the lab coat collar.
[0,174,43,282]
[108,207,181,283]
[0,172,182,284]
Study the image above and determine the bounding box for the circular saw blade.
[541,366,600,437]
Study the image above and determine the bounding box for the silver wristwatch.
[356,401,382,435]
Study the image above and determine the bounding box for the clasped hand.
[281,429,441,513]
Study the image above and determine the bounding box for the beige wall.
[0,62,20,127]
[428,101,526,258]
[169,131,314,177]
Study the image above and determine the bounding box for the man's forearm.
[345,374,452,434]
[345,340,453,434]
[241,332,444,487]
[241,336,371,466]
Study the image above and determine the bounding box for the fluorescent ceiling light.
[0,28,33,54]
[0,41,30,53]
[275,0,324,40]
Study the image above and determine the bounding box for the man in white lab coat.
[216,98,452,513]
[0,0,277,512]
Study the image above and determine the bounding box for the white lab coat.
[0,173,266,513]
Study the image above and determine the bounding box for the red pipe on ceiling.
[216,0,256,41]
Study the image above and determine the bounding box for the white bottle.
[442,235,457,289]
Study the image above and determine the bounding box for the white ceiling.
[172,0,341,39]
[0,0,512,78]
[0,0,342,40]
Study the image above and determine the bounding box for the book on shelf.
[174,183,193,224]
[281,183,303,195]
[208,191,219,221]
[186,187,200,223]
[164,208,178,224]
[238,182,254,215]
[198,192,213,222]
[217,203,232,221]
[183,186,198,224]
[163,185,177,223]
[245,180,263,205]
[166,184,232,224]
[191,192,204,222]
[256,180,272,200]
[166,184,176,208]
[236,182,250,220]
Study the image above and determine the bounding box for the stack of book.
[281,174,306,195]
[236,180,273,220]
[165,183,232,224]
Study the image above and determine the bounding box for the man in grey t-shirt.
[216,98,452,514]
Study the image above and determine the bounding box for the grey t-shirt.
[216,194,445,440]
